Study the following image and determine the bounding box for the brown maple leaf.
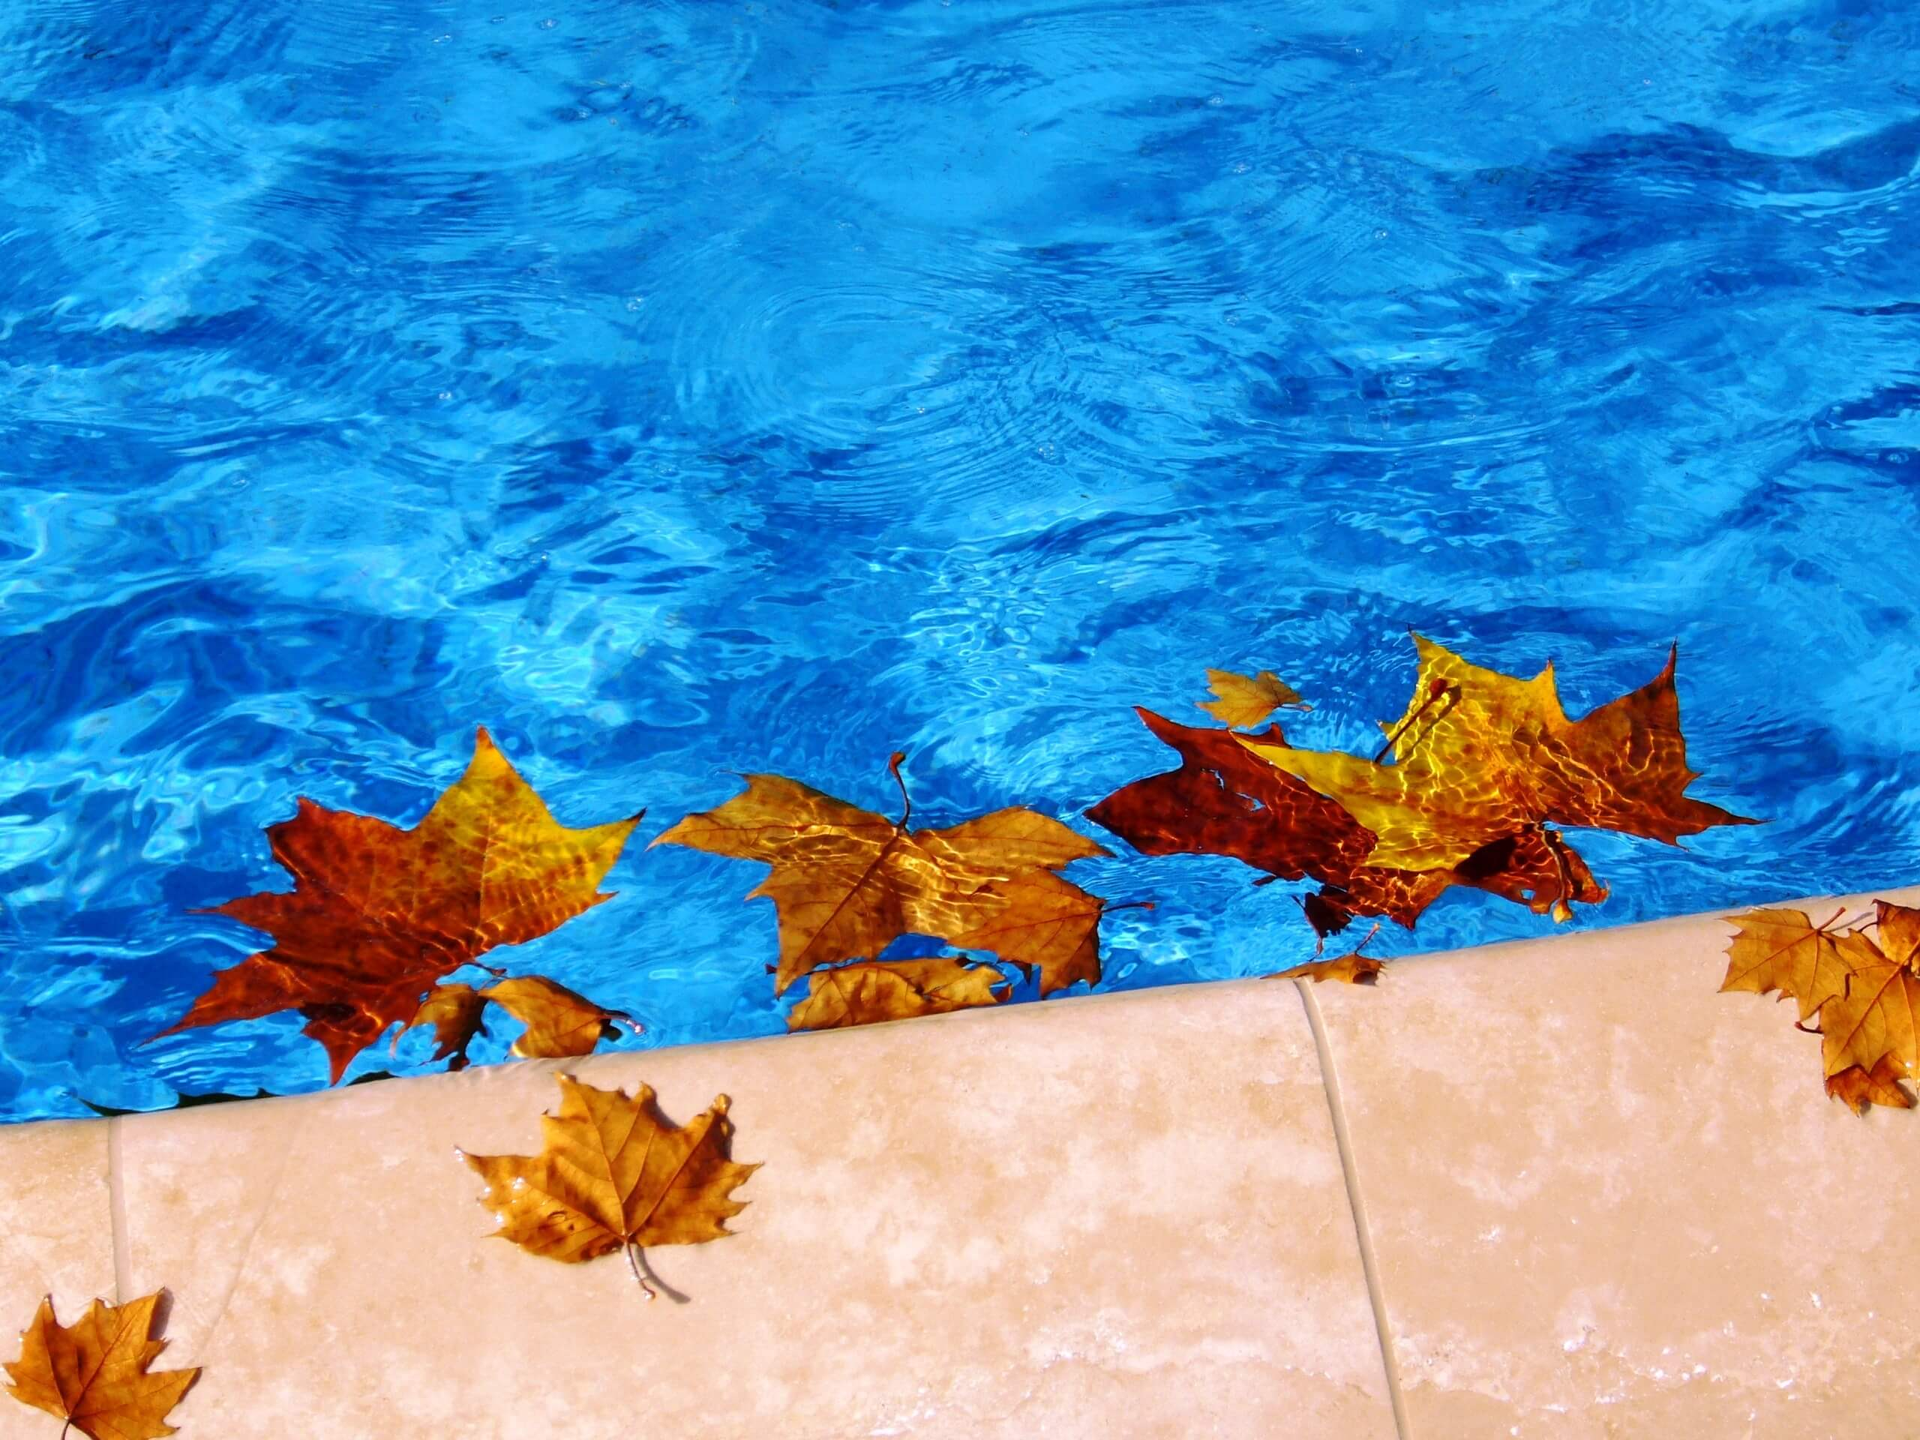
[1197,668,1305,729]
[1718,907,1870,1021]
[1722,901,1920,1114]
[788,957,1009,1031]
[4,1292,198,1440]
[654,754,1111,996]
[160,729,642,1082]
[1825,1056,1914,1115]
[1819,901,1919,1089]
[463,1074,758,1299]
[1087,707,1606,932]
[400,983,490,1070]
[1242,635,1754,874]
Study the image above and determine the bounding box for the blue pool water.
[2,0,1917,1122]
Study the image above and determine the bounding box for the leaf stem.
[887,751,912,829]
[626,1242,656,1301]
[1373,679,1459,763]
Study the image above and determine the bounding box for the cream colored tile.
[0,1118,115,1440]
[116,980,1393,1440]
[1313,886,1920,1440]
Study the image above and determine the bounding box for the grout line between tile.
[1296,979,1410,1440]
[107,1115,130,1304]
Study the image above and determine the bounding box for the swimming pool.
[2,0,1916,1122]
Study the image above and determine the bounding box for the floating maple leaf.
[1087,707,1605,933]
[4,1292,198,1440]
[788,956,1009,1031]
[1720,901,1919,1114]
[463,1074,758,1299]
[654,754,1112,997]
[1197,668,1305,729]
[161,729,642,1081]
[399,975,628,1070]
[1241,635,1754,875]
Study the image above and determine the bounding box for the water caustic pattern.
[0,0,1916,1120]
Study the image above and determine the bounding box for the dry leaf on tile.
[788,956,1009,1031]
[4,1291,198,1439]
[462,1074,759,1299]
[159,728,642,1081]
[655,752,1113,996]
[1721,900,1919,1114]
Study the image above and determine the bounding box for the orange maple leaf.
[463,1075,758,1299]
[4,1292,198,1440]
[161,729,642,1081]
[1241,636,1754,876]
[654,755,1111,996]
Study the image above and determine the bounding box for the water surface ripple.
[2,0,1917,1119]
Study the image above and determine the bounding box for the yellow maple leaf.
[1719,908,1874,1021]
[463,1075,758,1299]
[1197,668,1304,730]
[4,1292,198,1440]
[1240,635,1752,873]
[653,756,1110,996]
[788,957,1008,1031]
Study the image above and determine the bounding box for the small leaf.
[483,976,628,1059]
[788,957,1008,1031]
[1825,1056,1914,1115]
[4,1292,198,1440]
[399,983,489,1070]
[463,1075,758,1298]
[1197,668,1304,729]
[1274,953,1384,985]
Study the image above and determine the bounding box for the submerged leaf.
[484,975,627,1059]
[464,1075,758,1297]
[655,757,1111,996]
[4,1292,198,1440]
[788,957,1009,1031]
[1087,708,1605,932]
[161,729,642,1081]
[1197,668,1303,729]
[1242,636,1754,874]
[402,983,490,1070]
